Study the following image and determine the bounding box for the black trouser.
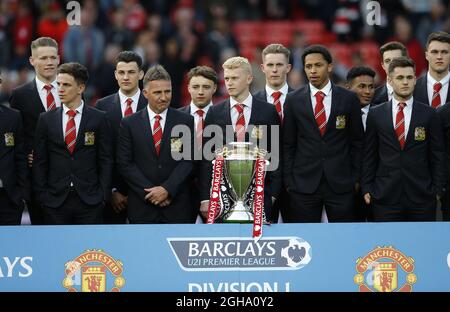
[42,191,103,225]
[440,190,450,221]
[284,175,355,223]
[354,191,373,222]
[0,189,23,225]
[103,201,127,224]
[372,194,436,222]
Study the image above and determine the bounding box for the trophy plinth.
[222,200,253,223]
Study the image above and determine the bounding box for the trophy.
[210,142,268,223]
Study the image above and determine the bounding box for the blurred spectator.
[161,38,187,108]
[96,43,122,98]
[390,14,427,76]
[416,0,450,46]
[205,17,238,65]
[37,1,69,52]
[63,3,105,71]
[12,2,33,52]
[249,46,265,93]
[123,0,147,32]
[105,7,135,50]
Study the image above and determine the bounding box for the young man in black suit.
[372,42,408,105]
[199,56,281,222]
[254,43,294,223]
[283,45,364,223]
[0,72,28,225]
[179,66,218,223]
[117,65,195,223]
[33,63,113,225]
[362,57,445,222]
[95,51,147,224]
[413,31,450,108]
[345,66,376,221]
[9,37,61,224]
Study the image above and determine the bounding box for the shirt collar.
[309,80,332,97]
[265,83,289,98]
[147,105,168,121]
[190,102,212,115]
[427,71,450,86]
[230,93,253,109]
[361,105,370,114]
[63,100,84,115]
[392,96,414,109]
[118,89,141,105]
[35,76,57,91]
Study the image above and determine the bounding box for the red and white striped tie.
[314,91,326,136]
[44,85,56,111]
[153,115,163,156]
[65,109,77,154]
[272,91,283,123]
[124,98,133,116]
[395,102,406,150]
[195,109,204,149]
[234,104,246,142]
[431,82,442,108]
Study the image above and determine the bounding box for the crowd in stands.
[0,0,449,107]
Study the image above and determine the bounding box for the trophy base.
[222,202,253,223]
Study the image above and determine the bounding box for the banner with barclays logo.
[0,223,449,292]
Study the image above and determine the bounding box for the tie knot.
[196,109,204,117]
[126,98,133,106]
[398,102,406,110]
[44,84,52,92]
[434,82,442,92]
[67,109,77,118]
[235,104,244,114]
[315,91,325,100]
[155,114,161,121]
[272,91,282,101]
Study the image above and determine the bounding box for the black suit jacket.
[0,105,28,205]
[362,100,445,205]
[95,92,147,194]
[33,105,113,208]
[413,75,450,106]
[117,108,195,222]
[199,97,282,216]
[9,80,46,154]
[372,84,389,106]
[283,84,364,194]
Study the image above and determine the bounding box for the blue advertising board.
[0,222,449,292]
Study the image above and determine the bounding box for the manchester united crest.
[354,246,416,292]
[62,250,125,292]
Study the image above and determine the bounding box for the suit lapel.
[385,101,402,151]
[139,109,158,156]
[74,105,89,152]
[55,108,65,147]
[111,93,123,126]
[404,101,418,149]
[160,108,175,157]
[29,81,46,115]
[324,85,338,137]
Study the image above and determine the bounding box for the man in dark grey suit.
[283,45,364,223]
[362,57,445,222]
[95,51,147,224]
[413,31,450,108]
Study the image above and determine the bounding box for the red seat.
[293,19,326,34]
[330,43,353,67]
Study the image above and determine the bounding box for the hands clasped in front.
[144,186,171,207]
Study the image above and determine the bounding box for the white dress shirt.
[310,80,332,123]
[361,104,370,131]
[427,71,450,107]
[392,97,414,138]
[35,77,61,111]
[265,83,289,117]
[118,89,141,117]
[62,101,84,139]
[147,106,168,133]
[230,94,253,130]
[190,102,212,129]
